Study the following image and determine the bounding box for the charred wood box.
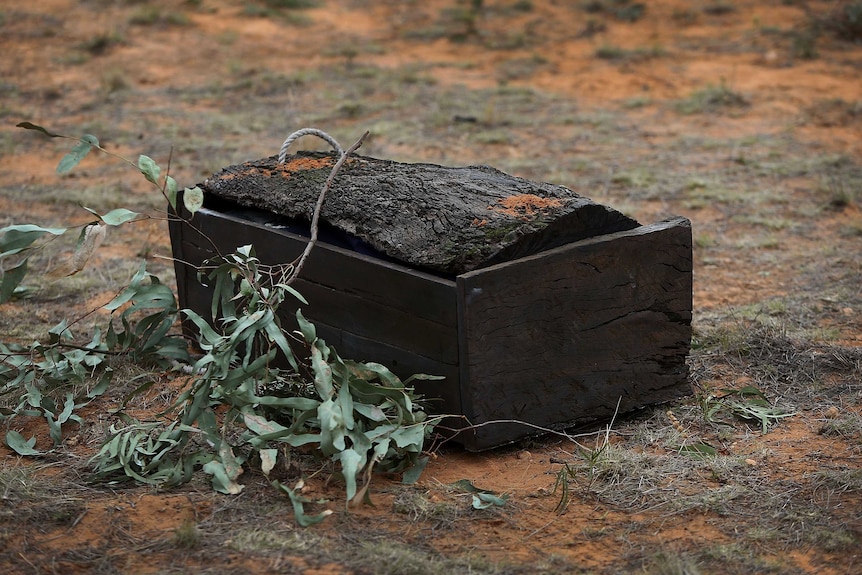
[169,152,692,451]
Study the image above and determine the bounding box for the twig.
[17,553,38,571]
[434,396,625,450]
[277,129,370,283]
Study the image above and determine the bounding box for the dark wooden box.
[169,158,692,451]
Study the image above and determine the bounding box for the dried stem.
[278,129,370,283]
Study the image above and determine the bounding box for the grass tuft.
[675,82,749,115]
[172,517,202,549]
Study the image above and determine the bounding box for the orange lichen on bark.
[279,156,336,178]
[490,194,565,219]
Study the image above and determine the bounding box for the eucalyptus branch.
[5,123,440,517]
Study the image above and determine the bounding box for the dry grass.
[1,1,861,573]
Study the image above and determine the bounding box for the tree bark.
[200,152,640,275]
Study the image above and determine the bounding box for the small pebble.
[745,458,757,466]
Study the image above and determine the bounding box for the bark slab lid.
[199,151,641,276]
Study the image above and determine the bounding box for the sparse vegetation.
[2,127,441,524]
[129,6,191,27]
[242,0,317,23]
[595,44,665,62]
[1,1,862,573]
[582,0,646,22]
[80,31,124,56]
[172,517,201,549]
[675,81,749,114]
[816,1,862,42]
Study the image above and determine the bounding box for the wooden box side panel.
[170,208,463,414]
[456,217,693,449]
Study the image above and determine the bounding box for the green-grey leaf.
[390,424,426,449]
[165,176,178,210]
[472,492,509,509]
[243,411,289,436]
[57,134,99,174]
[311,345,333,399]
[203,446,244,495]
[295,309,316,343]
[183,186,204,214]
[273,481,332,527]
[5,430,43,456]
[338,448,364,502]
[56,393,75,425]
[401,456,429,485]
[99,208,142,226]
[138,155,161,185]
[0,259,28,304]
[0,224,67,258]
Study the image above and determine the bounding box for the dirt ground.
[1,1,862,574]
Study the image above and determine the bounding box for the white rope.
[278,128,344,164]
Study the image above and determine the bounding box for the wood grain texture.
[455,217,693,449]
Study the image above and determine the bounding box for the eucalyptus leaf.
[138,155,161,185]
[0,259,29,304]
[0,224,67,258]
[203,457,244,495]
[165,176,178,210]
[472,492,509,509]
[338,448,364,502]
[183,186,204,214]
[99,208,142,226]
[296,309,316,343]
[5,430,43,456]
[273,480,332,527]
[57,134,99,174]
[401,456,429,485]
[311,345,334,399]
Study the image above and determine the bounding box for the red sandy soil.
[1,1,861,574]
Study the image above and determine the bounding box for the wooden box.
[169,154,692,450]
